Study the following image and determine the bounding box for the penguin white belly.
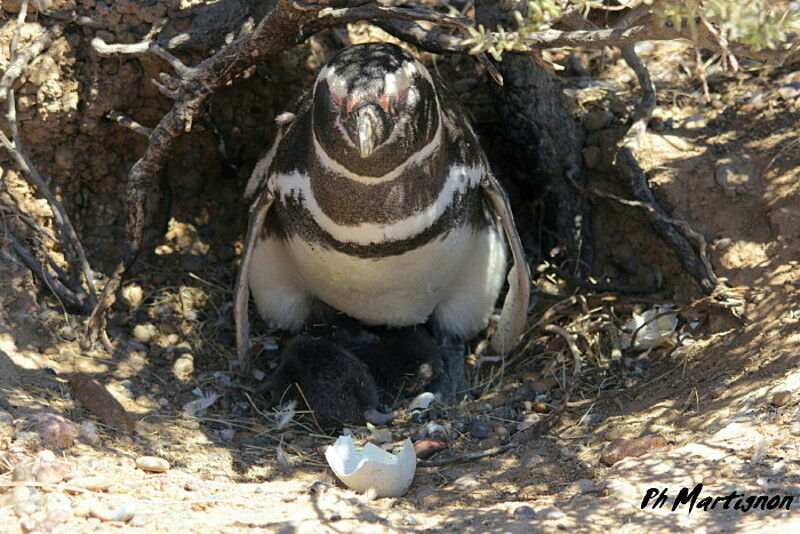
[248,225,507,337]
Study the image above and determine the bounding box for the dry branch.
[0,1,96,312]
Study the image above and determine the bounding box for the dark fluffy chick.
[261,336,396,431]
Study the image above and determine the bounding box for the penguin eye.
[396,87,410,104]
[330,92,344,107]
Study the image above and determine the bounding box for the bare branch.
[0,3,97,310]
[0,27,63,102]
[105,111,153,137]
[0,223,86,311]
[90,37,150,57]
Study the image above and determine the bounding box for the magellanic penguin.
[235,43,530,370]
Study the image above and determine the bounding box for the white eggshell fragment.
[325,435,416,497]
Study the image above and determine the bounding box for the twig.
[0,27,64,102]
[699,14,738,73]
[616,44,719,295]
[0,222,85,310]
[90,37,151,57]
[106,111,153,137]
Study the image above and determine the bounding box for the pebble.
[408,392,436,412]
[15,499,40,517]
[37,413,80,449]
[791,423,800,436]
[513,505,535,520]
[531,401,549,414]
[468,419,492,439]
[778,82,800,100]
[91,503,136,522]
[172,353,194,382]
[72,499,96,518]
[414,439,447,460]
[136,456,170,473]
[570,479,598,493]
[32,462,66,484]
[538,507,565,520]
[771,390,792,407]
[452,474,480,490]
[421,421,450,441]
[683,115,708,129]
[67,476,113,493]
[516,413,541,432]
[132,323,157,344]
[600,434,668,466]
[13,462,34,482]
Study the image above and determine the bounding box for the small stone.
[771,390,792,407]
[32,463,65,484]
[37,413,80,449]
[777,82,800,100]
[91,503,136,522]
[513,505,535,520]
[570,479,598,493]
[135,456,170,473]
[531,401,549,414]
[122,285,144,309]
[183,478,204,492]
[133,323,157,343]
[539,507,565,520]
[15,499,40,517]
[72,499,96,517]
[452,474,480,490]
[67,476,113,493]
[468,419,492,439]
[600,434,668,466]
[172,355,194,381]
[516,413,541,432]
[791,423,800,437]
[12,462,34,482]
[482,391,507,408]
[683,115,708,129]
[582,110,613,131]
[409,392,436,412]
[413,439,447,460]
[422,421,450,441]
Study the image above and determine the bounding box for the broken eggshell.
[325,435,416,497]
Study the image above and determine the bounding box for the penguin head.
[311,43,441,177]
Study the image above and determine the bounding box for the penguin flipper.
[481,173,531,354]
[234,189,274,371]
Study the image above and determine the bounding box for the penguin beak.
[354,105,381,159]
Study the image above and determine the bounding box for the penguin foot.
[426,343,469,405]
[363,408,398,426]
